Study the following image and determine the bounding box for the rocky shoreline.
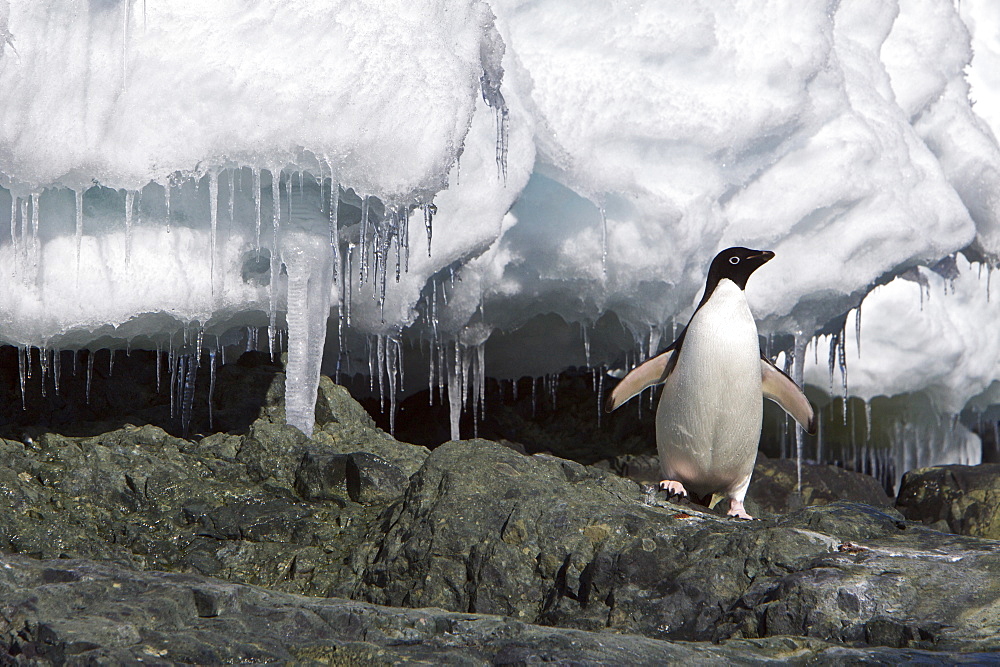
[1,360,999,663]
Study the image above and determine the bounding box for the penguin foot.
[658,480,688,499]
[726,499,753,520]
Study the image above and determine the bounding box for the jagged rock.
[311,376,431,476]
[0,551,990,665]
[3,370,1000,658]
[294,450,350,502]
[345,452,408,504]
[0,417,384,598]
[293,450,408,505]
[356,440,1000,652]
[596,452,893,515]
[896,464,1000,538]
[748,455,893,513]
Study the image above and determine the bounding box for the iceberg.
[2,0,1000,484]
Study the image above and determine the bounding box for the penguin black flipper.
[760,356,817,434]
[605,333,685,413]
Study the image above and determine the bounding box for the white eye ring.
[729,256,740,265]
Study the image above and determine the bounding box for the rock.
[597,452,894,515]
[293,451,407,505]
[0,551,990,665]
[896,464,1000,538]
[0,416,385,598]
[294,450,350,502]
[356,440,1000,652]
[748,455,894,513]
[3,365,1000,658]
[345,452,408,504]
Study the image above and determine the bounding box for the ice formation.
[2,0,1000,484]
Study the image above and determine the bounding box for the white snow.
[1,0,1000,477]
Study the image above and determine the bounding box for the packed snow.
[1,0,999,483]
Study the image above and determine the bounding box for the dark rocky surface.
[0,352,999,662]
[354,440,1000,653]
[6,551,997,666]
[896,463,1000,538]
[595,452,894,515]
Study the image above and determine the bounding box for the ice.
[283,230,335,437]
[3,1,1000,479]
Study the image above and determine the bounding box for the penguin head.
[706,247,774,291]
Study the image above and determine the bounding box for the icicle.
[854,303,862,358]
[30,193,40,273]
[792,333,806,501]
[180,354,197,435]
[387,335,399,436]
[39,349,48,399]
[164,177,172,231]
[423,203,436,257]
[19,198,27,277]
[208,349,216,430]
[8,196,16,280]
[827,332,838,394]
[596,367,605,428]
[53,349,61,396]
[377,334,387,412]
[329,179,341,288]
[268,168,281,360]
[253,167,262,252]
[124,190,134,267]
[359,196,370,285]
[438,339,447,407]
[156,344,162,393]
[109,348,115,376]
[17,346,26,410]
[838,324,849,426]
[195,329,204,365]
[864,399,872,443]
[208,172,218,298]
[344,243,355,328]
[283,230,335,437]
[74,188,83,284]
[447,341,463,441]
[476,342,485,427]
[86,351,94,405]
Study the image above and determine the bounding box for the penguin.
[606,247,816,519]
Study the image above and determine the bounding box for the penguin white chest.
[655,279,762,495]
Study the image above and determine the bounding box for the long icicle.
[209,171,218,300]
[792,333,807,502]
[268,167,281,360]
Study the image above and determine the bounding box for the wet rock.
[2,366,1000,659]
[355,440,1000,652]
[0,552,990,666]
[896,464,1000,538]
[345,452,408,504]
[294,450,350,502]
[748,455,893,513]
[597,452,893,515]
[0,416,381,598]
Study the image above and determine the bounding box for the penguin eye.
[729,257,740,265]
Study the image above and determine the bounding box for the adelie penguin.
[606,247,816,519]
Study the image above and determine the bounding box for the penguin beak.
[757,250,775,262]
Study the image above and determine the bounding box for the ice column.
[283,230,334,437]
